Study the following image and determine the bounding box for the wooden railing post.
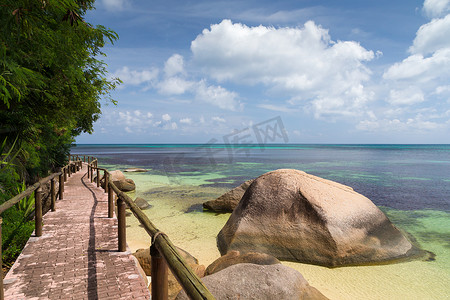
[68,163,71,177]
[104,170,108,192]
[108,182,114,218]
[51,178,56,212]
[59,173,64,200]
[87,164,90,179]
[96,169,100,187]
[117,196,127,252]
[64,167,67,182]
[90,166,93,183]
[35,188,43,237]
[1,217,4,300]
[151,244,169,300]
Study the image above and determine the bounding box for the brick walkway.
[3,165,151,299]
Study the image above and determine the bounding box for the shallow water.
[72,144,450,299]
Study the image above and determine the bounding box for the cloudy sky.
[76,0,450,144]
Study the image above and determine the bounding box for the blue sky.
[76,0,450,144]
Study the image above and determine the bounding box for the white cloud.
[169,122,178,130]
[117,110,154,130]
[212,116,226,123]
[388,87,425,106]
[162,114,171,121]
[180,118,193,124]
[195,80,241,111]
[382,9,450,118]
[258,104,296,113]
[118,111,134,126]
[384,49,450,82]
[191,19,374,118]
[423,0,450,18]
[357,116,442,132]
[102,0,128,11]
[409,14,450,55]
[164,54,185,77]
[157,77,194,95]
[113,66,158,87]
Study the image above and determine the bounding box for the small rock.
[114,178,136,192]
[134,197,152,210]
[124,168,148,172]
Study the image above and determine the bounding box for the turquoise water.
[72,144,450,299]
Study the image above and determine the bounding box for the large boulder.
[176,263,328,300]
[203,179,254,212]
[218,169,421,267]
[205,250,280,276]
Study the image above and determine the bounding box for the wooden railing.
[0,157,83,300]
[86,157,214,300]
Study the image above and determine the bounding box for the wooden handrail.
[87,158,215,300]
[0,158,82,300]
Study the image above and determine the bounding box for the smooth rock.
[124,168,148,172]
[134,197,152,210]
[176,263,328,300]
[218,169,420,267]
[110,170,126,181]
[114,178,136,192]
[205,250,280,275]
[203,179,254,212]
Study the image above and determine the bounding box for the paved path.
[3,165,151,299]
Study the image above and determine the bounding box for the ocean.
[71,144,450,299]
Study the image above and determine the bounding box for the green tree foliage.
[0,0,119,269]
[0,0,119,178]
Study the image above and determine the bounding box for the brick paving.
[3,165,151,299]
